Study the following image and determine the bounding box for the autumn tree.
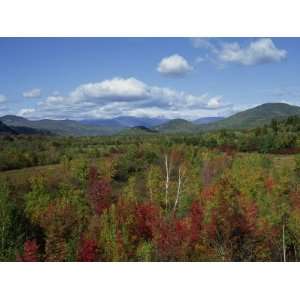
[0,181,13,260]
[78,238,97,262]
[146,165,164,204]
[87,166,112,215]
[20,239,39,262]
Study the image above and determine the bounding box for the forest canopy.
[1,116,300,261]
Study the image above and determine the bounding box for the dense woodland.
[1,116,300,261]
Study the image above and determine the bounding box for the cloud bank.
[191,38,287,66]
[18,77,231,120]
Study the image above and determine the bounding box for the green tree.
[0,181,13,260]
[146,165,164,204]
[25,177,51,224]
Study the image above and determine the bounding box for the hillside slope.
[119,126,158,135]
[0,120,16,134]
[154,119,199,133]
[0,115,119,136]
[201,103,300,130]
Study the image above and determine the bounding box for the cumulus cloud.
[18,77,231,120]
[23,88,41,98]
[0,94,7,103]
[157,54,193,76]
[70,77,148,102]
[191,38,287,66]
[218,38,287,65]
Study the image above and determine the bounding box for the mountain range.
[80,116,169,128]
[1,103,300,136]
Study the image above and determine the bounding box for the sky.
[0,37,300,120]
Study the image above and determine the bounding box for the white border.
[0,0,300,36]
[0,0,300,299]
[0,262,298,299]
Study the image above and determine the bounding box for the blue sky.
[0,37,299,120]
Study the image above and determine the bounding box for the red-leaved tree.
[87,166,112,215]
[189,201,203,243]
[135,202,161,240]
[78,238,97,262]
[21,239,39,262]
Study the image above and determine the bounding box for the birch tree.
[173,165,187,213]
[164,154,172,209]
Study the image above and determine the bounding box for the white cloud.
[0,94,7,103]
[218,38,287,65]
[190,38,218,52]
[191,38,287,66]
[23,88,41,98]
[207,96,223,109]
[70,77,148,102]
[18,77,230,120]
[157,54,193,76]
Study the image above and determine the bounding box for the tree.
[25,177,51,224]
[135,202,161,240]
[0,181,13,260]
[20,240,39,262]
[99,204,124,261]
[87,167,112,215]
[146,165,164,204]
[294,154,300,181]
[164,154,172,209]
[99,158,116,182]
[136,241,153,262]
[78,238,97,262]
[122,176,137,204]
[71,158,89,187]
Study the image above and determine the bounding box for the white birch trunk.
[282,223,286,262]
[173,167,182,212]
[165,154,170,208]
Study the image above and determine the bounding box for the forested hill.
[151,103,300,133]
[0,115,119,136]
[153,119,199,133]
[0,120,16,134]
[200,103,300,130]
[0,120,50,135]
[119,126,158,135]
